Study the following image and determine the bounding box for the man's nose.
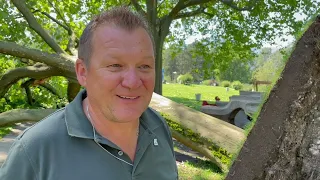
[121,68,142,90]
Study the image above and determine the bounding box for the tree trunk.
[154,36,164,95]
[226,17,320,180]
[153,15,172,95]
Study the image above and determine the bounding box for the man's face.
[77,25,155,123]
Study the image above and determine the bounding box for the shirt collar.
[64,89,162,139]
[64,89,94,139]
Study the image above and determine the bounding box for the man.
[0,7,178,179]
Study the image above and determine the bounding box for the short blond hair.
[78,7,153,67]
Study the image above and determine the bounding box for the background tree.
[252,46,292,82]
[219,59,253,83]
[163,42,205,83]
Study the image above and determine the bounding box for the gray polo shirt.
[0,90,178,179]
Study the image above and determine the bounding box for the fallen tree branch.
[40,83,64,99]
[24,86,33,105]
[21,78,64,100]
[150,93,246,154]
[0,109,57,127]
[0,41,76,74]
[171,129,227,172]
[0,63,59,98]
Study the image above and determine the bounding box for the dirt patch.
[227,17,320,180]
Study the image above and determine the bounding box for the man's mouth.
[117,95,139,99]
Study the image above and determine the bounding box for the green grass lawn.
[163,83,241,180]
[178,160,224,180]
[163,83,239,110]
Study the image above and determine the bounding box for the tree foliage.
[253,47,292,82]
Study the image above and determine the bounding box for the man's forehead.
[92,26,154,52]
[94,25,150,42]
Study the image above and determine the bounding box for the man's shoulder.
[17,108,67,147]
[144,107,167,125]
[142,107,172,136]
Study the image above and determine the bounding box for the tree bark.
[226,17,320,180]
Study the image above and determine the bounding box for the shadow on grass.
[178,157,223,180]
[187,158,222,173]
[0,126,13,139]
[164,96,207,111]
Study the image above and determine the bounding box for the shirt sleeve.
[0,139,37,180]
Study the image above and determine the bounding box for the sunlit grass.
[163,84,239,110]
[178,161,224,180]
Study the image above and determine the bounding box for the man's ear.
[75,59,88,87]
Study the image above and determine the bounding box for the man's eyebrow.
[143,55,155,59]
[142,56,155,62]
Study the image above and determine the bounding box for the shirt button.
[118,151,123,156]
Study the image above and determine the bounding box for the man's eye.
[108,64,121,68]
[140,65,150,69]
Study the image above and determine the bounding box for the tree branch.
[34,2,79,56]
[0,40,75,75]
[32,9,78,56]
[220,0,257,11]
[40,83,64,99]
[47,1,69,27]
[24,86,33,105]
[32,9,70,32]
[0,63,60,98]
[130,0,146,16]
[168,0,212,18]
[203,12,215,18]
[66,31,78,56]
[0,109,57,127]
[157,0,166,12]
[11,0,65,54]
[174,6,207,19]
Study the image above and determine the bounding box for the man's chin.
[114,114,141,123]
